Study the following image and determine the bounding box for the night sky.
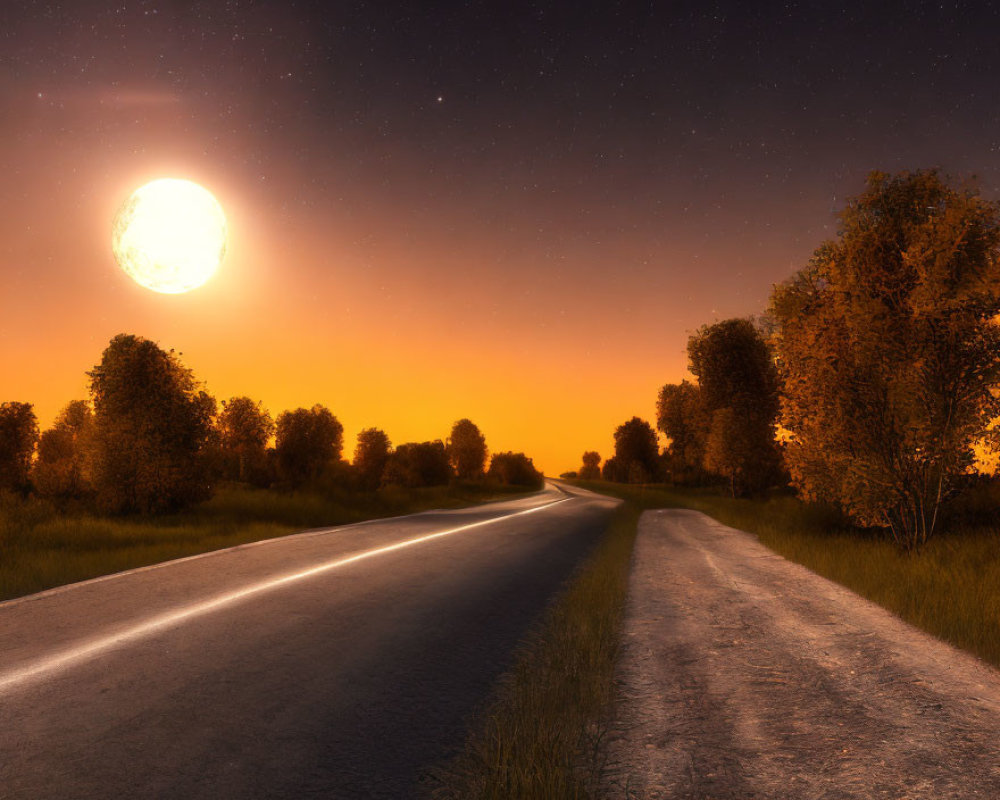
[4,1,1000,474]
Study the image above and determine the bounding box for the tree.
[274,405,344,486]
[601,456,625,482]
[354,428,392,490]
[382,441,453,487]
[579,450,602,480]
[656,380,709,483]
[488,452,544,488]
[447,419,488,479]
[0,402,38,492]
[88,335,216,513]
[687,318,782,495]
[33,400,93,498]
[702,408,746,498]
[612,417,659,483]
[217,397,274,483]
[768,169,1000,548]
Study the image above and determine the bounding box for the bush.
[488,452,544,489]
[383,441,453,487]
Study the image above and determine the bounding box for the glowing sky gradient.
[4,2,1000,474]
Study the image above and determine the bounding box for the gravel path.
[601,509,1000,799]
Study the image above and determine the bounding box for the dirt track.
[601,509,1000,799]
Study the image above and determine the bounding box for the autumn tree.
[702,407,745,498]
[274,405,344,486]
[687,318,781,495]
[354,427,392,490]
[488,451,544,488]
[448,418,488,479]
[612,417,660,483]
[769,169,1000,548]
[382,441,453,487]
[88,335,216,513]
[217,396,274,483]
[0,401,39,493]
[656,380,709,483]
[33,400,93,498]
[579,450,601,480]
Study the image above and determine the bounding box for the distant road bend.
[0,483,618,799]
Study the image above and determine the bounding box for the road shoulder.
[600,508,1000,799]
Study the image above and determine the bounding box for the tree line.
[0,333,543,514]
[568,170,1000,550]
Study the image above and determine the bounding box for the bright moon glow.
[112,178,227,294]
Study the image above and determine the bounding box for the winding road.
[0,484,617,799]
[603,509,1000,799]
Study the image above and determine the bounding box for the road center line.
[0,497,568,694]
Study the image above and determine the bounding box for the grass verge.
[431,500,639,800]
[575,480,1000,670]
[0,481,532,602]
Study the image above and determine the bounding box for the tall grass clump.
[433,502,638,800]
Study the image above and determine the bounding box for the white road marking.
[0,497,568,694]
[0,491,555,610]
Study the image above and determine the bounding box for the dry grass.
[432,502,639,800]
[0,482,530,601]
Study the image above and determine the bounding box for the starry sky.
[4,1,1000,474]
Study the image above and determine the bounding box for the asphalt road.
[602,509,1000,799]
[0,484,617,800]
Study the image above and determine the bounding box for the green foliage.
[687,318,782,495]
[578,451,601,481]
[0,402,39,492]
[353,427,392,490]
[216,396,274,484]
[611,417,659,483]
[768,169,1000,547]
[448,418,489,479]
[488,451,544,488]
[88,334,216,514]
[274,404,343,486]
[383,440,453,487]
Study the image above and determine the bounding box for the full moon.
[112,178,227,294]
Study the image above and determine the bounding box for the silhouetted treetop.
[87,334,215,513]
[448,418,488,480]
[217,396,274,483]
[685,319,782,496]
[383,440,452,487]
[275,405,343,486]
[354,427,392,490]
[612,417,659,483]
[488,451,543,488]
[0,401,38,493]
[34,399,93,498]
[579,450,601,480]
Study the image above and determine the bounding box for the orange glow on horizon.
[1,113,793,477]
